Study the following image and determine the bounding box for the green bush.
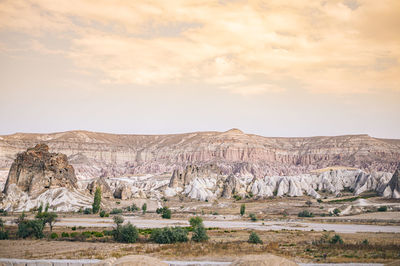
[105,213,110,217]
[17,219,44,239]
[298,210,314,217]
[233,195,242,201]
[113,223,138,243]
[362,239,369,245]
[92,187,101,214]
[92,231,104,237]
[330,234,344,244]
[240,204,246,216]
[50,232,58,239]
[150,227,188,244]
[71,226,77,231]
[0,230,9,240]
[81,231,92,238]
[248,232,263,244]
[378,206,388,212]
[130,203,139,212]
[333,208,341,216]
[191,225,208,242]
[142,203,147,214]
[103,230,113,236]
[83,208,92,215]
[70,232,78,237]
[110,208,123,215]
[249,213,257,221]
[161,208,171,219]
[61,232,69,237]
[189,216,203,228]
[99,210,106,217]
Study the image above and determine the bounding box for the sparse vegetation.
[249,213,257,221]
[92,187,101,214]
[248,231,263,244]
[378,205,388,212]
[240,204,245,216]
[150,227,188,244]
[298,210,314,217]
[110,208,123,215]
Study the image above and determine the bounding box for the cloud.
[0,0,399,95]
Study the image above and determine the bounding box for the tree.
[17,219,44,239]
[92,187,102,214]
[161,208,171,219]
[248,231,263,244]
[189,216,203,228]
[0,218,8,240]
[240,204,246,216]
[36,211,58,232]
[191,225,208,242]
[113,215,124,228]
[113,223,138,243]
[141,203,147,214]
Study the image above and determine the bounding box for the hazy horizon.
[1,1,399,138]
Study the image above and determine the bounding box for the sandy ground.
[42,217,400,233]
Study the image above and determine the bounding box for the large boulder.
[3,144,77,197]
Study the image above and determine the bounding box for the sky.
[0,0,399,138]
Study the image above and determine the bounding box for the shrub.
[330,234,344,244]
[378,206,388,212]
[50,232,58,239]
[298,210,314,217]
[248,232,263,244]
[61,232,69,237]
[317,199,323,203]
[103,230,113,236]
[240,204,245,216]
[70,232,78,237]
[105,213,110,217]
[83,208,92,215]
[113,223,138,243]
[189,216,203,228]
[113,215,124,226]
[333,208,341,216]
[130,203,139,212]
[160,207,171,219]
[362,239,369,245]
[81,231,92,238]
[99,210,106,217]
[142,203,147,214]
[92,187,101,214]
[0,230,9,240]
[233,195,242,201]
[150,227,188,244]
[92,231,104,237]
[249,213,257,221]
[191,225,208,242]
[110,208,123,215]
[71,226,77,231]
[17,219,44,239]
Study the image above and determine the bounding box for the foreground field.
[1,225,400,264]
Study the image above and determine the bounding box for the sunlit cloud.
[0,0,399,95]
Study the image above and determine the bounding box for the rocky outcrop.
[0,130,399,180]
[166,166,393,201]
[382,164,400,198]
[3,144,77,196]
[0,144,93,211]
[87,177,113,199]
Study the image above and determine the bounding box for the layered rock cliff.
[0,129,399,180]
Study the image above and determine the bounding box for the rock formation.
[87,177,113,199]
[382,164,400,198]
[166,166,393,201]
[0,144,92,211]
[0,130,399,180]
[3,143,77,196]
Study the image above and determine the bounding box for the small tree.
[191,225,208,242]
[43,212,58,232]
[142,203,147,214]
[0,218,9,240]
[131,203,139,212]
[249,213,257,221]
[38,203,43,214]
[92,187,102,214]
[113,223,138,243]
[113,215,124,228]
[240,204,246,216]
[248,232,263,244]
[189,216,203,228]
[161,207,171,219]
[99,210,106,217]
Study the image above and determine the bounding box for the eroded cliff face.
[1,129,399,180]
